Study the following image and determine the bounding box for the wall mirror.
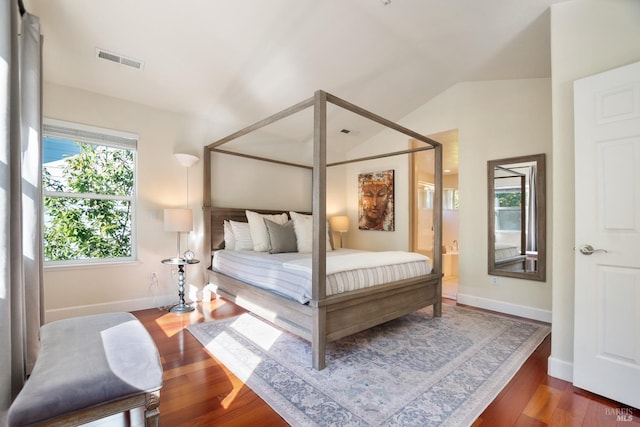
[488,154,546,281]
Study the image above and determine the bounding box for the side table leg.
[170,264,194,313]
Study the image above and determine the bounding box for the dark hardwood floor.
[124,297,638,427]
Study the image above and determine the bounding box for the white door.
[574,60,640,409]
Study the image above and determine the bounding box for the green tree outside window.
[43,125,137,263]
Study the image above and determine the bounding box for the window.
[418,183,459,210]
[42,119,137,265]
[495,187,524,232]
[417,181,434,210]
[443,188,459,210]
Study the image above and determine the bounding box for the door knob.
[578,244,608,256]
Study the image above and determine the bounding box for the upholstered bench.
[7,312,163,427]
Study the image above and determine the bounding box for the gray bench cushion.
[8,312,163,426]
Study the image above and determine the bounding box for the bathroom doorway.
[410,129,459,299]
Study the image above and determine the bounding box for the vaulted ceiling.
[26,0,563,170]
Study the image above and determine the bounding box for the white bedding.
[495,243,522,260]
[283,251,429,275]
[211,248,432,304]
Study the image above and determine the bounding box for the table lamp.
[164,208,193,260]
[330,215,350,248]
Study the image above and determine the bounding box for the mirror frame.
[488,153,546,281]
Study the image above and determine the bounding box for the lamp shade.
[164,208,193,232]
[330,215,350,233]
[173,153,199,168]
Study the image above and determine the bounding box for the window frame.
[494,186,526,233]
[443,187,459,211]
[42,118,138,267]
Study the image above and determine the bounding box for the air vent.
[96,48,144,70]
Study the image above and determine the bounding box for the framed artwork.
[358,170,394,231]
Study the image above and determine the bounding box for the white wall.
[210,152,312,212]
[397,78,553,321]
[43,82,218,321]
[43,83,344,320]
[345,130,412,251]
[209,150,347,216]
[548,0,640,381]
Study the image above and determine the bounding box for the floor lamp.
[167,152,199,259]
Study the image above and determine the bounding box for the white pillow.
[246,210,288,252]
[289,211,333,253]
[223,220,236,251]
[229,220,253,251]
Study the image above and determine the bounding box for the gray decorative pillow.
[264,219,297,254]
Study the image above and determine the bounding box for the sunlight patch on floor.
[229,313,282,351]
[219,366,246,410]
[154,310,203,337]
[203,313,283,402]
[205,330,262,383]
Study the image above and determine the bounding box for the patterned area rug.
[187,305,550,426]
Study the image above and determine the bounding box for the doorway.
[410,129,459,299]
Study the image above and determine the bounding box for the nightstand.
[161,258,200,314]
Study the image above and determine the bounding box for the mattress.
[211,248,432,304]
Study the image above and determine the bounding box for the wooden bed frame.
[495,254,527,271]
[202,90,443,370]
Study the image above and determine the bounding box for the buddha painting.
[358,170,394,231]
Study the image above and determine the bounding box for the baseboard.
[456,293,552,323]
[45,294,179,323]
[547,357,574,382]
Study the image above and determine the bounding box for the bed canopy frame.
[493,165,527,256]
[203,90,443,369]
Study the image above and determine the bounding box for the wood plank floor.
[123,297,638,426]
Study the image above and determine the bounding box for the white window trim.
[44,118,138,148]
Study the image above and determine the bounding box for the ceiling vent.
[95,48,144,70]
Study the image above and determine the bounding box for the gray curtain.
[0,0,44,416]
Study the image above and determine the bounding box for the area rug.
[187,305,550,426]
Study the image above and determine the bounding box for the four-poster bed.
[202,90,443,370]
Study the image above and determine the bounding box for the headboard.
[209,207,310,252]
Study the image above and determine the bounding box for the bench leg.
[144,390,161,427]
